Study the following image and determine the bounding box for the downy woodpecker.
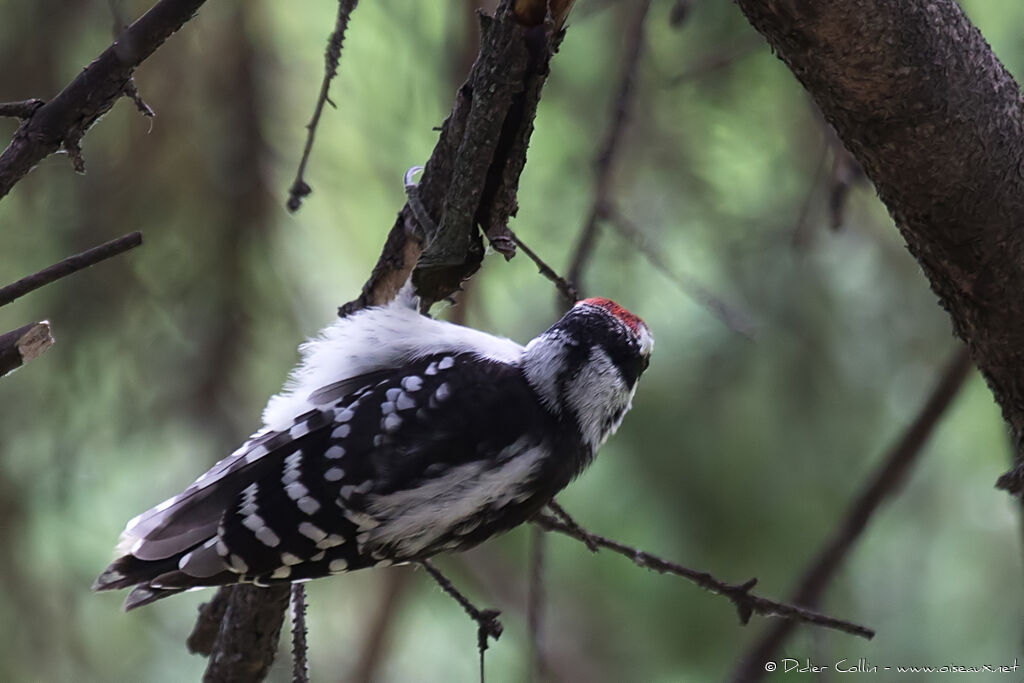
[95,287,653,609]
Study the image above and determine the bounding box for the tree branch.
[419,560,502,683]
[0,0,208,198]
[0,232,142,307]
[0,99,45,120]
[286,0,360,212]
[0,322,54,378]
[197,585,291,683]
[731,0,1024,495]
[290,585,309,683]
[533,511,875,641]
[730,347,973,682]
[340,1,570,314]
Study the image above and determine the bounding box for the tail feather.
[93,554,180,592]
[123,584,188,611]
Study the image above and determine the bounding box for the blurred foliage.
[0,0,1021,681]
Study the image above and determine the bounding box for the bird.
[94,284,653,610]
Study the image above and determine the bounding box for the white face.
[565,344,639,451]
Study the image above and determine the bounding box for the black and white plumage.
[94,286,653,609]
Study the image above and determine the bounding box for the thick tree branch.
[731,347,973,683]
[0,322,54,378]
[340,1,569,314]
[196,585,290,683]
[732,0,1024,494]
[0,232,142,307]
[533,512,875,641]
[0,0,207,198]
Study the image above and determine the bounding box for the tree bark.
[733,0,1024,491]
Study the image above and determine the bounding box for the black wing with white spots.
[96,353,585,609]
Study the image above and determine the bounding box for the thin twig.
[601,206,757,338]
[0,322,54,378]
[290,585,309,683]
[533,512,875,641]
[508,229,578,304]
[566,0,651,293]
[0,99,44,119]
[0,231,142,307]
[286,0,360,212]
[526,527,547,682]
[730,347,972,682]
[419,560,502,683]
[546,499,597,552]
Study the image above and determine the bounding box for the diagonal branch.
[0,232,143,307]
[340,1,571,315]
[533,512,875,641]
[730,347,973,683]
[0,0,209,198]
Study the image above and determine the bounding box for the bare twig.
[0,0,209,198]
[545,499,597,552]
[290,585,309,683]
[730,347,972,682]
[508,229,578,304]
[601,206,757,338]
[419,560,503,683]
[526,527,547,682]
[566,0,651,294]
[533,512,875,640]
[0,232,142,307]
[0,99,44,119]
[287,0,360,212]
[0,322,54,378]
[350,570,414,683]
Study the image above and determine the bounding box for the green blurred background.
[0,0,1021,680]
